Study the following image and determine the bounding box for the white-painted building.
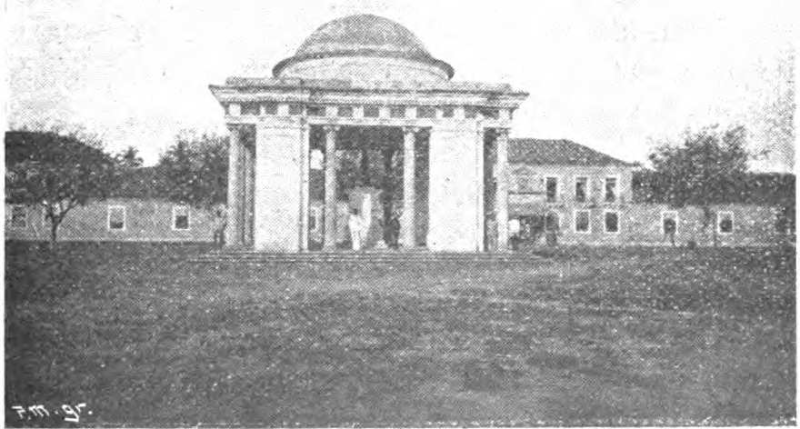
[210,14,528,252]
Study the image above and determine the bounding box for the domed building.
[210,14,528,252]
[273,14,454,82]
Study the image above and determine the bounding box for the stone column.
[299,121,310,251]
[476,127,486,252]
[323,125,339,250]
[402,127,418,249]
[226,124,242,247]
[495,128,510,252]
[242,140,254,246]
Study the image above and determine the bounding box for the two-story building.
[508,139,634,246]
[508,138,792,247]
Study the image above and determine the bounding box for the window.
[574,210,590,233]
[605,177,618,203]
[173,206,190,231]
[545,176,558,202]
[480,108,499,119]
[661,211,678,235]
[337,106,353,117]
[241,103,260,115]
[108,206,126,231]
[288,104,303,115]
[442,107,454,118]
[545,212,560,232]
[307,106,325,117]
[464,107,478,119]
[604,177,618,202]
[263,103,278,115]
[575,177,588,202]
[222,103,230,115]
[516,175,535,193]
[718,211,734,234]
[390,106,406,118]
[10,205,27,229]
[604,211,620,233]
[364,106,380,118]
[417,106,435,118]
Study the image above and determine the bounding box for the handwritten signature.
[11,403,91,423]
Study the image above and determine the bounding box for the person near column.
[212,206,227,248]
[509,217,521,251]
[388,209,401,249]
[349,208,363,251]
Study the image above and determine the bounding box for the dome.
[273,14,454,81]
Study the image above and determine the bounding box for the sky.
[4,0,797,171]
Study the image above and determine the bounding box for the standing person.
[212,208,227,248]
[348,208,363,251]
[508,218,521,251]
[663,217,677,247]
[388,210,401,249]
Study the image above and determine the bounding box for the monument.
[209,14,528,252]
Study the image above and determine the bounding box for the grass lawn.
[5,241,796,427]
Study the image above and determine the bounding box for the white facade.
[210,14,528,252]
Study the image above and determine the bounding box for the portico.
[210,14,527,252]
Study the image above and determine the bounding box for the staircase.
[189,249,544,265]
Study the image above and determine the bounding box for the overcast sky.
[5,0,796,171]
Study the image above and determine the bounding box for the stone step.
[189,251,543,264]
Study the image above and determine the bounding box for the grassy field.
[5,241,796,426]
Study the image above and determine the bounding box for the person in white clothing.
[348,208,363,251]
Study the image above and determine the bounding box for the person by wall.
[663,217,677,247]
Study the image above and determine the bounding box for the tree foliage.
[5,130,117,246]
[115,146,144,169]
[647,125,751,243]
[155,131,228,209]
[648,125,750,208]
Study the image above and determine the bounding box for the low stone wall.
[5,199,217,242]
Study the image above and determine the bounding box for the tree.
[5,130,117,247]
[155,131,228,208]
[115,146,144,169]
[647,125,750,245]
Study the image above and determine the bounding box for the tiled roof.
[509,138,633,167]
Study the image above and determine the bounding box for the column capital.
[495,127,511,139]
[322,124,341,134]
[402,126,421,135]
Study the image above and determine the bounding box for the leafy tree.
[115,146,144,169]
[155,131,228,208]
[5,130,117,247]
[648,125,750,245]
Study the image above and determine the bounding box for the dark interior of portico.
[308,125,429,251]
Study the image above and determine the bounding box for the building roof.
[509,138,633,167]
[273,14,454,79]
[297,14,431,58]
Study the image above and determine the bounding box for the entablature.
[223,104,514,129]
[209,78,528,110]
